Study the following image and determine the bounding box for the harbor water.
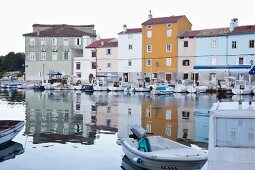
[0,89,254,170]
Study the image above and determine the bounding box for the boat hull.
[121,140,206,170]
[0,121,25,145]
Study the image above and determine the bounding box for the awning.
[194,65,251,70]
[249,66,255,74]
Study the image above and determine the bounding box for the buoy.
[133,157,142,164]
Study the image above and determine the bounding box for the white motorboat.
[108,82,124,91]
[134,79,151,92]
[175,79,196,93]
[151,85,174,95]
[121,125,208,170]
[0,120,25,145]
[232,80,253,95]
[217,76,236,95]
[92,79,109,91]
[124,84,136,92]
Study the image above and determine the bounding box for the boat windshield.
[157,86,166,90]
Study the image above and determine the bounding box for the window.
[166,74,171,81]
[239,57,244,65]
[52,52,58,60]
[52,38,57,46]
[211,39,217,48]
[75,38,81,46]
[76,63,80,70]
[29,52,35,60]
[166,29,172,37]
[30,38,35,46]
[128,60,132,66]
[41,52,46,61]
[147,25,152,29]
[167,23,172,28]
[146,59,152,66]
[41,38,46,46]
[183,73,188,80]
[92,62,96,69]
[165,124,171,136]
[147,31,152,38]
[152,73,158,79]
[146,108,151,118]
[128,44,133,50]
[211,57,217,65]
[166,58,172,66]
[182,60,190,66]
[184,41,188,47]
[128,34,133,39]
[165,110,171,120]
[107,63,111,68]
[232,41,237,49]
[128,108,131,115]
[147,45,152,52]
[92,51,96,57]
[146,124,151,133]
[106,49,111,55]
[64,52,69,60]
[182,111,190,119]
[106,119,111,127]
[77,73,81,78]
[63,39,69,46]
[249,40,255,48]
[166,44,172,52]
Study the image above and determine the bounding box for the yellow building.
[142,12,192,82]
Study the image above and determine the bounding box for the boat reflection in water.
[24,90,118,145]
[121,155,145,170]
[0,141,24,163]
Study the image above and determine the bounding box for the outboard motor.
[130,125,151,152]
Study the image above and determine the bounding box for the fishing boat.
[151,84,174,95]
[0,120,25,145]
[92,79,109,91]
[217,76,236,95]
[81,84,94,92]
[121,125,208,170]
[231,80,253,95]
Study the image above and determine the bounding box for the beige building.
[177,31,199,81]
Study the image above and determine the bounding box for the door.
[123,73,128,82]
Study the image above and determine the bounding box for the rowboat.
[121,125,207,170]
[0,120,25,145]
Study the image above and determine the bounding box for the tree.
[1,52,25,72]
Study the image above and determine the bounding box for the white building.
[118,25,142,83]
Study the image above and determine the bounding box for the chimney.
[148,10,152,20]
[229,18,238,32]
[123,24,127,33]
[100,40,104,46]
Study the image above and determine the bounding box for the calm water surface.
[0,90,254,170]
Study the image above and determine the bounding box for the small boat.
[152,85,174,95]
[0,120,25,145]
[217,76,236,95]
[0,141,24,162]
[92,79,109,91]
[81,84,94,92]
[121,125,208,170]
[134,79,152,92]
[232,80,253,95]
[124,84,136,93]
[108,82,124,91]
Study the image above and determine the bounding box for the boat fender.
[133,157,142,164]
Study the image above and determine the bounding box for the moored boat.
[0,120,25,145]
[231,80,253,95]
[121,125,208,170]
[151,84,174,95]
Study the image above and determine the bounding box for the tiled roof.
[178,30,200,38]
[86,38,116,48]
[102,41,118,48]
[229,25,255,35]
[32,24,95,28]
[142,15,185,25]
[118,28,142,34]
[23,25,96,37]
[196,28,229,37]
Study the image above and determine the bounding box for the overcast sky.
[0,0,253,55]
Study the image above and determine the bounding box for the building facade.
[118,25,142,83]
[142,12,192,82]
[23,24,96,82]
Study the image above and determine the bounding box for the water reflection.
[0,141,24,163]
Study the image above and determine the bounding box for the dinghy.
[121,125,207,170]
[0,120,25,145]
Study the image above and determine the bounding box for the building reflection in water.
[24,91,120,145]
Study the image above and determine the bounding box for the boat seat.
[138,137,152,152]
